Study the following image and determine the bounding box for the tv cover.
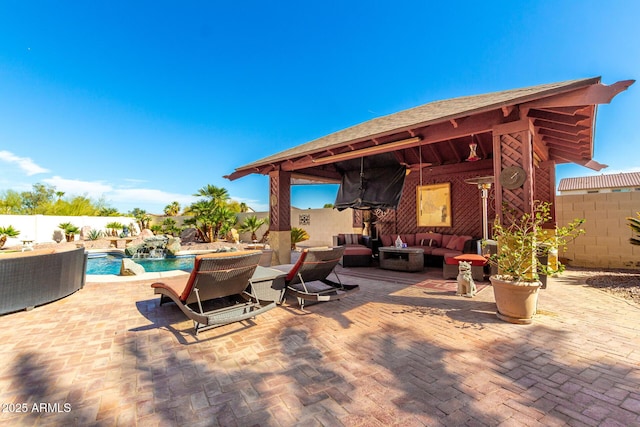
[334,153,406,211]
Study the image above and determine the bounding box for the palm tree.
[164,201,181,216]
[239,215,267,242]
[291,227,310,250]
[0,225,20,248]
[185,200,216,242]
[193,185,229,206]
[628,212,640,246]
[131,208,151,230]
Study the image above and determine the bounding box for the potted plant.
[58,222,81,242]
[0,225,20,249]
[487,201,584,324]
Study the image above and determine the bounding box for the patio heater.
[464,176,494,241]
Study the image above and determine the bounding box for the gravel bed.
[567,267,640,305]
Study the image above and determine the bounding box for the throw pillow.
[445,235,460,250]
[344,234,360,245]
[420,238,439,247]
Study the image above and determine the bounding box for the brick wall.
[556,192,640,269]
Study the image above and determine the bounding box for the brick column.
[269,170,291,265]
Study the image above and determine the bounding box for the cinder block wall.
[556,192,640,269]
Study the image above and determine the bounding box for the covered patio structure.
[226,77,633,264]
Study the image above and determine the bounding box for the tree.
[0,190,23,214]
[130,208,151,230]
[185,185,237,242]
[627,212,640,246]
[164,201,181,216]
[98,207,121,217]
[21,183,55,214]
[238,215,267,242]
[323,203,334,208]
[193,185,229,206]
[291,227,310,249]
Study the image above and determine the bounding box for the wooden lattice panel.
[375,167,494,239]
[534,164,556,224]
[496,129,532,222]
[268,171,291,231]
[352,209,363,228]
[499,133,524,169]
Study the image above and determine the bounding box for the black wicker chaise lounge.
[272,246,359,309]
[151,250,286,335]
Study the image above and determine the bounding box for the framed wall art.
[416,183,451,227]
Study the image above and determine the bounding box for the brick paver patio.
[0,265,638,426]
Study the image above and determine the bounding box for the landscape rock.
[166,237,181,256]
[139,229,154,239]
[180,228,199,244]
[120,258,146,276]
[80,226,93,241]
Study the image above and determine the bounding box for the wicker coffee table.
[378,247,424,272]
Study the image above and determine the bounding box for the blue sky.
[0,1,638,214]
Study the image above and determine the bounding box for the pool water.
[86,254,195,275]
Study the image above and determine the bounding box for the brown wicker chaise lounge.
[151,250,286,335]
[272,246,359,309]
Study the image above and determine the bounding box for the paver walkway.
[0,265,638,426]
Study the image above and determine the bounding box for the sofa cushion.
[335,234,346,246]
[431,247,461,257]
[400,234,415,246]
[343,246,372,256]
[380,235,393,247]
[456,235,473,252]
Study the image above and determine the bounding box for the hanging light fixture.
[466,134,481,162]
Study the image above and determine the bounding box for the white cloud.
[43,176,113,194]
[0,150,49,175]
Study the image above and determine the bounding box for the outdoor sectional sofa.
[332,233,373,267]
[0,246,87,315]
[379,232,478,266]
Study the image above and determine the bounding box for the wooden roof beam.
[533,119,589,136]
[538,128,587,143]
[521,80,634,112]
[527,109,590,126]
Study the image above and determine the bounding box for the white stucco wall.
[0,214,139,246]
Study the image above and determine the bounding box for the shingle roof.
[234,77,600,171]
[558,172,640,191]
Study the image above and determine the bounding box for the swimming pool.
[86,254,195,275]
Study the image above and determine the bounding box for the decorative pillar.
[268,170,291,265]
[492,120,535,224]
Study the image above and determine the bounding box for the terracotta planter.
[489,275,541,324]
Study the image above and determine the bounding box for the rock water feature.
[120,236,182,276]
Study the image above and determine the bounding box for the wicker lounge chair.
[151,250,285,335]
[272,246,359,309]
